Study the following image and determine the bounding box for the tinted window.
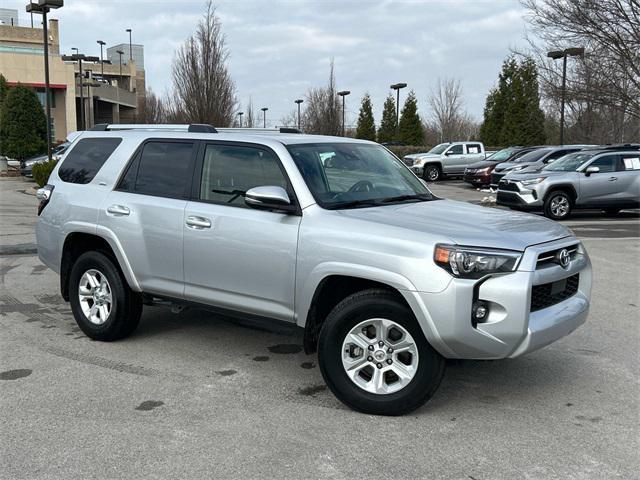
[447,145,463,155]
[545,148,579,162]
[199,144,288,207]
[59,138,122,184]
[513,148,552,163]
[589,155,616,173]
[133,141,194,198]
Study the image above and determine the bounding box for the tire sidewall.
[545,191,571,220]
[69,251,127,338]
[318,294,444,416]
[423,165,440,182]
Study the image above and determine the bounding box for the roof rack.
[215,127,302,134]
[89,123,218,133]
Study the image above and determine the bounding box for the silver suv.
[497,147,640,219]
[36,124,592,415]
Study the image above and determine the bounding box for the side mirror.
[444,150,454,156]
[245,186,295,213]
[584,166,600,176]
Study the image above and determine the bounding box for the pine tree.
[0,74,8,110]
[355,93,376,141]
[0,85,47,160]
[377,95,397,143]
[398,90,424,145]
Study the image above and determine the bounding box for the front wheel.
[544,191,572,220]
[423,165,441,182]
[318,289,445,416]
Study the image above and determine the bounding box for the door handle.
[106,205,130,216]
[186,215,211,229]
[609,177,618,181]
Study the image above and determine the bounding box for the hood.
[404,152,439,160]
[336,199,572,251]
[467,160,499,169]
[504,170,570,181]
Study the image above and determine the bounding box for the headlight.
[434,244,521,279]
[414,157,426,166]
[476,167,490,173]
[512,165,527,171]
[519,177,547,186]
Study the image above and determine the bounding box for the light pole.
[126,28,132,61]
[547,48,584,145]
[71,47,78,55]
[390,83,407,136]
[97,40,105,78]
[295,99,303,130]
[238,111,244,127]
[61,53,99,130]
[337,90,350,136]
[261,107,268,128]
[26,0,63,162]
[116,49,124,88]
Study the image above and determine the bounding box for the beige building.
[0,18,146,142]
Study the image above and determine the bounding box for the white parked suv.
[36,124,592,415]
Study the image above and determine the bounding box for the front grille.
[530,274,579,312]
[491,172,505,184]
[498,180,519,192]
[403,157,415,166]
[536,244,579,269]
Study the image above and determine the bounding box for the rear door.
[577,154,620,206]
[442,144,464,173]
[182,142,300,322]
[615,153,640,206]
[464,143,484,166]
[99,139,197,297]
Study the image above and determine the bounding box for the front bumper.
[403,237,591,359]
[411,165,424,176]
[496,181,544,209]
[463,170,491,185]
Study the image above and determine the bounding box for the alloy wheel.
[78,269,113,325]
[550,195,570,218]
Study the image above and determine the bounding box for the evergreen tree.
[355,93,376,141]
[480,56,545,146]
[398,90,424,145]
[0,74,8,110]
[0,85,47,160]
[377,95,397,143]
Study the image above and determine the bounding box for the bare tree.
[138,88,168,123]
[520,0,640,142]
[244,97,256,128]
[171,0,236,127]
[302,60,341,135]
[428,78,472,141]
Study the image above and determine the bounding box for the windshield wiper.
[379,194,433,204]
[327,198,385,210]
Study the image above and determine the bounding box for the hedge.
[32,160,57,187]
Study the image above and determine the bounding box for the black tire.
[423,164,441,182]
[69,251,142,341]
[543,190,572,220]
[318,288,445,416]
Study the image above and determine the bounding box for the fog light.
[472,301,489,322]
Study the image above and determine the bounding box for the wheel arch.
[544,184,578,203]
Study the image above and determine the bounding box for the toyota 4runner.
[36,124,592,415]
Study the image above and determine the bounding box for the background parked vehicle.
[490,145,589,187]
[20,142,71,177]
[496,147,640,219]
[463,146,541,187]
[404,141,486,181]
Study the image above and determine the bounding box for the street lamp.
[116,49,124,87]
[337,90,350,136]
[126,28,133,61]
[390,83,407,136]
[261,107,268,128]
[96,40,106,78]
[295,99,303,130]
[61,53,99,130]
[71,47,78,55]
[547,47,585,145]
[237,111,244,127]
[25,0,64,162]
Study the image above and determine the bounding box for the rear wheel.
[69,251,142,341]
[318,289,445,416]
[544,191,572,220]
[423,165,441,182]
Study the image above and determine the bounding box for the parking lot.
[1,176,639,479]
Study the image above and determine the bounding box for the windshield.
[512,148,552,163]
[487,148,518,161]
[427,143,449,155]
[543,152,594,171]
[288,143,435,209]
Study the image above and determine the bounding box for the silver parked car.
[403,141,486,181]
[36,124,592,415]
[497,147,640,219]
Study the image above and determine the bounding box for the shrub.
[32,160,56,187]
[0,85,47,160]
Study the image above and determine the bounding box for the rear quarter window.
[58,138,122,184]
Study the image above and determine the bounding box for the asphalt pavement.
[1,176,639,479]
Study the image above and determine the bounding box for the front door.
[442,144,464,173]
[578,154,621,206]
[183,142,301,322]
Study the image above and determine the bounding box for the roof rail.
[214,127,302,135]
[89,123,218,133]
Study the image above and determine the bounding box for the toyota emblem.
[556,249,571,268]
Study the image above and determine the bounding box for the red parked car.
[463,146,541,187]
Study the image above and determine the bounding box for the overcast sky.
[6,0,529,126]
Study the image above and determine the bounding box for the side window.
[620,155,640,171]
[466,144,482,154]
[199,144,288,208]
[447,145,463,155]
[588,155,616,173]
[58,138,122,184]
[545,149,577,163]
[132,141,194,198]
